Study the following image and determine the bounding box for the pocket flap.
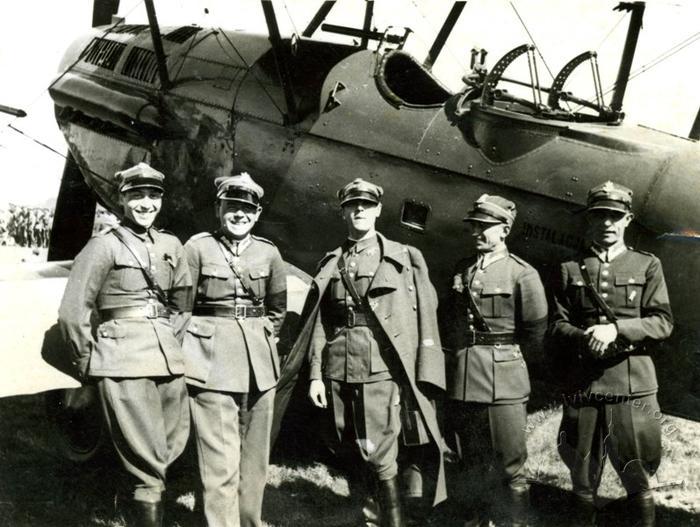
[99,323,127,339]
[481,281,513,295]
[187,320,215,338]
[568,274,586,287]
[249,267,270,279]
[201,263,230,279]
[114,250,142,269]
[615,274,646,286]
[493,345,522,362]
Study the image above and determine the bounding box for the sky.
[1,0,698,208]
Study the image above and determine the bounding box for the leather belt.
[100,304,171,321]
[330,308,376,328]
[465,331,516,346]
[193,305,266,319]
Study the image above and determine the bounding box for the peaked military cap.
[116,162,165,193]
[587,181,633,213]
[215,172,264,206]
[337,178,383,206]
[464,194,517,226]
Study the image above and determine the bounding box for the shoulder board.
[628,247,655,258]
[95,224,118,237]
[187,232,213,242]
[251,234,275,246]
[508,253,529,267]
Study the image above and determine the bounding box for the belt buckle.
[234,305,246,320]
[146,303,158,319]
[347,308,355,328]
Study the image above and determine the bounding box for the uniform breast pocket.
[615,274,646,307]
[248,267,270,298]
[569,274,593,309]
[479,281,513,318]
[114,253,146,291]
[200,263,232,299]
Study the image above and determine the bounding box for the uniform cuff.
[309,361,322,381]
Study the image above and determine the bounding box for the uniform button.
[473,280,480,285]
[495,287,502,293]
[601,293,608,299]
[603,262,610,267]
[602,270,609,277]
[346,297,352,303]
[369,271,374,277]
[349,272,355,278]
[468,314,474,320]
[468,324,475,330]
[412,305,417,311]
[349,261,356,268]
[601,281,609,288]
[576,281,584,286]
[628,278,635,284]
[408,286,414,291]
[472,292,478,297]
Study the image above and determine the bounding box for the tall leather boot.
[569,494,596,527]
[126,500,164,527]
[378,476,405,527]
[509,486,530,527]
[630,493,655,527]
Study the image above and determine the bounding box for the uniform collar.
[120,221,155,243]
[344,234,378,255]
[590,243,627,262]
[219,232,252,256]
[477,246,509,270]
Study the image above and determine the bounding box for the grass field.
[0,392,698,527]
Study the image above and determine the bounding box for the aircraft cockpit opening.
[375,51,453,108]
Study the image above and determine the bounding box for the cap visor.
[463,212,503,223]
[219,197,258,206]
[121,183,164,193]
[586,202,629,213]
[340,197,380,206]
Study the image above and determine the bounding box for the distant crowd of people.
[0,205,53,248]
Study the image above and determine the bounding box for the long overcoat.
[276,232,446,505]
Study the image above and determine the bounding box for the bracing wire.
[509,1,555,81]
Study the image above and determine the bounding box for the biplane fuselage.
[43,22,700,414]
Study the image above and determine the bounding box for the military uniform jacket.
[182,232,286,392]
[58,224,192,378]
[550,246,673,397]
[446,249,548,404]
[283,233,447,505]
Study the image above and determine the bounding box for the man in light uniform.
[58,162,192,526]
[550,181,673,527]
[183,173,286,527]
[294,178,446,527]
[446,194,548,527]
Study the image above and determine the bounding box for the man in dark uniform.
[298,178,446,527]
[550,181,673,527]
[445,194,548,527]
[182,172,286,527]
[58,162,192,526]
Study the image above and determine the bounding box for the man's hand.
[584,324,618,357]
[308,379,327,408]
